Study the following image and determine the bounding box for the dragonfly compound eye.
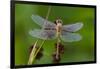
[55,19,63,24]
[58,19,63,24]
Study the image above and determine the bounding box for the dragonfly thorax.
[56,20,62,37]
[56,23,62,32]
[56,19,63,31]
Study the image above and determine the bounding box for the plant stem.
[43,6,51,26]
[32,40,45,63]
[31,6,51,63]
[28,40,39,65]
[28,6,51,65]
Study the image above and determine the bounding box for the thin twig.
[28,39,39,65]
[32,6,52,63]
[28,6,51,64]
[32,40,46,63]
[43,6,51,26]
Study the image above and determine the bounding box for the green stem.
[32,40,46,63]
[28,6,51,65]
[43,6,51,26]
[31,6,51,63]
[28,40,39,65]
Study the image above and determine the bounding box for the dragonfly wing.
[60,31,82,42]
[62,22,83,32]
[29,29,56,40]
[31,14,56,28]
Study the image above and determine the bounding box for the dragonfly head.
[54,19,63,25]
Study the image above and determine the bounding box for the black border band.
[10,1,96,68]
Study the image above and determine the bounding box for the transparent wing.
[31,14,56,28]
[60,31,82,42]
[29,29,56,40]
[62,22,83,32]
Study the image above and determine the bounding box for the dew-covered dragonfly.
[29,14,83,42]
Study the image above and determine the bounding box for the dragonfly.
[29,14,83,42]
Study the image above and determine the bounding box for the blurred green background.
[15,3,95,65]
